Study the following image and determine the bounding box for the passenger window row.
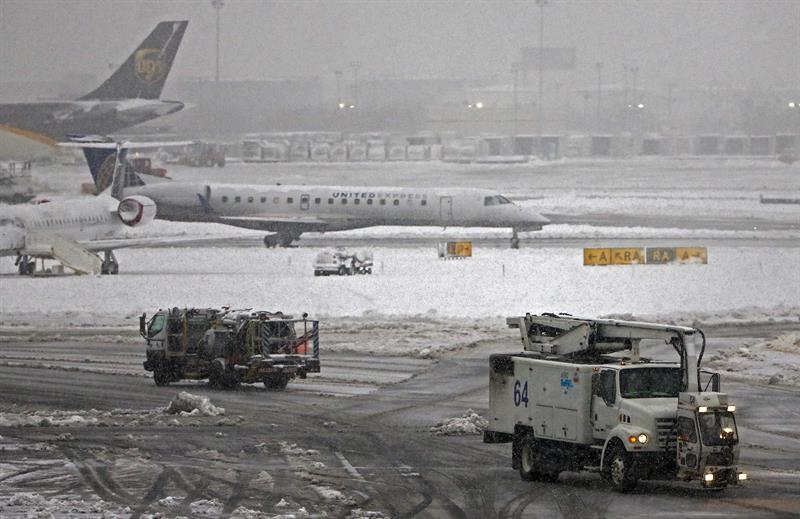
[218,195,428,207]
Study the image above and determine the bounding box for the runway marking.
[335,451,367,482]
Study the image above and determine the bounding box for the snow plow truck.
[140,307,320,390]
[484,313,746,491]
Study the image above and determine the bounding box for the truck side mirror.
[139,313,147,338]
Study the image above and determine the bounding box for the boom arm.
[507,313,704,392]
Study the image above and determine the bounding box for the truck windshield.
[619,367,682,398]
[698,411,738,446]
[148,314,166,337]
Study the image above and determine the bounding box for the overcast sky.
[1,0,798,92]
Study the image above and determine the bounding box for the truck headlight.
[637,433,649,444]
[698,406,708,413]
[704,473,714,482]
[727,405,736,412]
[738,473,747,481]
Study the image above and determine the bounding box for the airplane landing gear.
[15,254,35,275]
[511,229,520,249]
[101,250,119,275]
[264,232,300,248]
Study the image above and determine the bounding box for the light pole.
[512,63,520,137]
[595,62,603,132]
[630,65,640,133]
[212,0,223,83]
[211,0,224,134]
[536,0,547,154]
[334,70,343,109]
[350,61,361,109]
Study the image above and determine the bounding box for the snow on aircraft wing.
[80,234,254,251]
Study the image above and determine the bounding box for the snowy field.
[2,155,797,332]
[1,245,798,329]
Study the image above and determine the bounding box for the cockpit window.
[484,195,513,206]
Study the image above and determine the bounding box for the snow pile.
[164,391,226,416]
[0,411,98,428]
[189,498,225,516]
[312,485,356,505]
[347,510,387,519]
[430,409,489,436]
[706,333,800,386]
[0,493,130,517]
[609,305,800,328]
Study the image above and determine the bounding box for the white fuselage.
[122,183,549,234]
[0,197,124,257]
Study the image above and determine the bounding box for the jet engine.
[117,196,157,226]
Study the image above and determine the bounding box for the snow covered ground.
[1,245,797,327]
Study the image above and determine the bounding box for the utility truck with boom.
[140,307,320,390]
[484,313,745,491]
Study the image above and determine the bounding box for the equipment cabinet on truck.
[484,313,746,491]
[140,307,320,390]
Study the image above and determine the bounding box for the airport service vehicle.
[129,157,168,178]
[484,313,746,491]
[313,249,373,276]
[140,308,320,390]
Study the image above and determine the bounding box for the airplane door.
[439,196,453,221]
[300,194,310,211]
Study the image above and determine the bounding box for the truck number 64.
[513,380,528,408]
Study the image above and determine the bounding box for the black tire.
[603,444,638,492]
[338,266,346,276]
[153,368,171,386]
[263,374,291,391]
[517,435,558,482]
[109,263,119,275]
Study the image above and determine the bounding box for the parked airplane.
[0,21,188,159]
[78,140,550,248]
[0,194,157,275]
[1,139,195,276]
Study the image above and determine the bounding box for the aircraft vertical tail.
[69,137,146,199]
[79,20,188,101]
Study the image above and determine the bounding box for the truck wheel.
[263,374,290,391]
[518,436,557,482]
[338,266,346,276]
[153,369,171,386]
[604,444,637,492]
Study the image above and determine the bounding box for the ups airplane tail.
[79,20,188,101]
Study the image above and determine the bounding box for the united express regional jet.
[78,139,550,248]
